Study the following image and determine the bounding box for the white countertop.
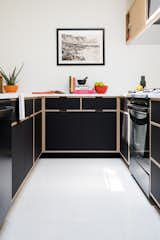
[127,92,160,99]
[0,92,125,99]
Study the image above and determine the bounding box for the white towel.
[19,93,25,121]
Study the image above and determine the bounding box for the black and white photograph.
[57,28,105,65]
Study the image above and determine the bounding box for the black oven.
[128,98,150,197]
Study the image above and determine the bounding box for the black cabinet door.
[151,161,160,206]
[23,118,33,176]
[151,125,160,165]
[46,112,116,151]
[46,112,81,150]
[120,98,128,112]
[12,123,25,197]
[120,112,128,162]
[80,112,116,150]
[12,118,33,197]
[151,101,160,124]
[35,98,42,113]
[35,113,42,160]
[25,99,33,117]
[0,108,12,225]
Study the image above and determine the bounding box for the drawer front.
[82,97,117,110]
[45,97,80,110]
[151,125,160,165]
[35,98,42,113]
[120,98,128,112]
[151,161,160,206]
[151,101,160,124]
[25,99,33,117]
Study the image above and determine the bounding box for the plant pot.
[95,85,108,94]
[4,85,18,93]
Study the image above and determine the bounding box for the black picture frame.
[57,28,105,66]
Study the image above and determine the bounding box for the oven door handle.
[129,111,149,125]
[128,104,149,113]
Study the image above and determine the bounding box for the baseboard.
[40,152,121,158]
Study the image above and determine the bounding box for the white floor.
[0,158,160,240]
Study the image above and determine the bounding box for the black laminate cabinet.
[151,161,160,206]
[151,101,160,124]
[46,112,116,151]
[45,97,80,110]
[120,112,128,162]
[35,113,42,160]
[120,98,128,112]
[46,112,81,150]
[151,125,160,165]
[0,107,12,225]
[12,118,33,197]
[35,98,42,113]
[82,97,116,110]
[25,99,33,117]
[80,112,116,150]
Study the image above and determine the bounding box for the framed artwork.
[57,28,105,65]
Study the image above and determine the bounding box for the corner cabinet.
[45,97,117,152]
[12,97,42,198]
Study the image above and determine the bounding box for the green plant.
[0,64,23,85]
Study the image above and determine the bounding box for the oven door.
[129,105,150,174]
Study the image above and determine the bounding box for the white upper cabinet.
[126,0,160,44]
[147,0,160,24]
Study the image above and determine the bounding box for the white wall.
[0,0,160,95]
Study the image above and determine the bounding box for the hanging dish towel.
[19,93,25,121]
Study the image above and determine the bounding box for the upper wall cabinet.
[126,0,147,42]
[147,0,160,25]
[126,0,160,44]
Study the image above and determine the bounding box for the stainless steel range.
[128,97,150,197]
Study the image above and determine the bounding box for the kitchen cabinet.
[80,112,116,150]
[34,113,42,160]
[46,112,81,150]
[126,0,160,44]
[82,97,116,110]
[35,98,42,113]
[151,125,160,165]
[126,0,147,42]
[45,112,117,151]
[151,101,160,124]
[25,99,33,117]
[0,106,13,225]
[148,0,160,25]
[120,97,128,112]
[12,118,33,197]
[45,97,80,110]
[151,161,160,207]
[120,112,129,163]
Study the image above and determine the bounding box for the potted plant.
[0,64,23,93]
